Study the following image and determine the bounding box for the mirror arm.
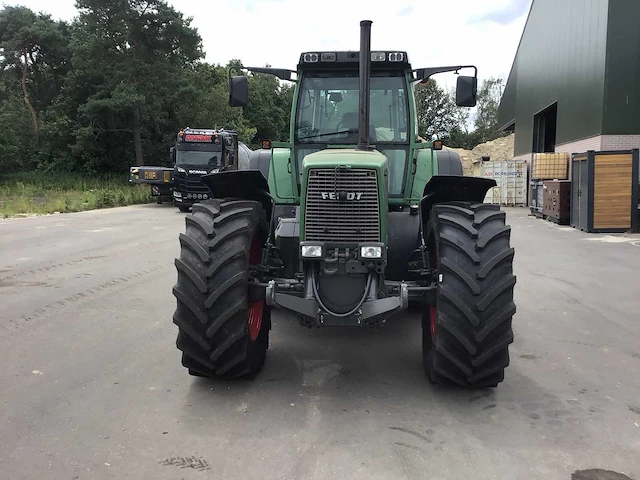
[242,66,296,82]
[412,65,477,83]
[227,65,241,87]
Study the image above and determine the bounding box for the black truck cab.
[171,127,240,210]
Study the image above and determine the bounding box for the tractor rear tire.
[423,202,516,388]
[172,199,271,379]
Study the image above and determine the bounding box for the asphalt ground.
[1,204,639,480]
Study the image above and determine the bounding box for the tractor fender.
[436,149,464,175]
[419,174,497,226]
[238,141,253,170]
[249,149,271,180]
[200,169,274,222]
[386,210,421,281]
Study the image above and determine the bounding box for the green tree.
[473,76,508,144]
[413,78,457,140]
[69,0,203,168]
[0,6,70,145]
[444,87,481,149]
[175,62,256,145]
[242,68,293,143]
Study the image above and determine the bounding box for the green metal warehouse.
[497,0,640,160]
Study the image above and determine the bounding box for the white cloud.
[8,0,530,88]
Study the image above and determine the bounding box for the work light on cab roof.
[300,50,408,65]
[177,127,233,145]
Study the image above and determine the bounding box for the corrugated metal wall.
[498,0,611,156]
[602,0,640,135]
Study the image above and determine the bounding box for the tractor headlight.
[301,245,323,258]
[360,246,382,259]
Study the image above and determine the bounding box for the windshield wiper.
[297,128,357,140]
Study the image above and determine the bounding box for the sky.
[2,0,532,91]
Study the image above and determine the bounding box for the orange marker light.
[262,139,272,149]
[433,139,443,150]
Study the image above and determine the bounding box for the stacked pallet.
[529,153,570,220]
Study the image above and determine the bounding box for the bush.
[0,171,153,217]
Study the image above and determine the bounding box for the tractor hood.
[299,147,390,245]
[302,148,389,172]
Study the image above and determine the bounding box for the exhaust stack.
[357,20,373,151]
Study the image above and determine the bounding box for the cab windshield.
[175,149,220,166]
[294,71,409,144]
[294,71,411,196]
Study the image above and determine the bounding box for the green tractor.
[171,20,516,388]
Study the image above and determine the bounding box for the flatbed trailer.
[129,166,175,204]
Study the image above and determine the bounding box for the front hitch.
[265,279,409,327]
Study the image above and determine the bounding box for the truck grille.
[304,168,380,242]
[177,177,210,195]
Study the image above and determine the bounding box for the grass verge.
[0,172,154,218]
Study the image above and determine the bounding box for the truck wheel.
[172,199,271,379]
[423,202,516,388]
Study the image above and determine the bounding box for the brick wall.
[601,135,640,151]
[555,135,603,154]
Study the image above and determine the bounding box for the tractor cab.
[292,52,412,197]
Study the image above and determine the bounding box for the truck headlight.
[173,190,182,198]
[177,167,186,174]
[361,246,382,259]
[301,245,323,258]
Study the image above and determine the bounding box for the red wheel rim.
[429,248,438,339]
[248,300,263,341]
[248,236,264,342]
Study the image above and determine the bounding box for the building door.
[571,155,589,228]
[532,103,558,153]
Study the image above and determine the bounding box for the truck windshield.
[294,72,409,144]
[176,150,220,166]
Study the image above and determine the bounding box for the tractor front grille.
[304,168,381,243]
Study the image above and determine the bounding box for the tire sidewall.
[422,206,441,381]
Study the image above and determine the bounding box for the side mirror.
[329,92,343,103]
[228,75,248,107]
[169,146,175,164]
[456,75,477,107]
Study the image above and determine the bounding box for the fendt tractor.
[130,127,252,211]
[171,20,517,388]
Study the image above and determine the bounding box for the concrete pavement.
[1,204,639,480]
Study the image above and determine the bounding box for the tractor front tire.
[423,202,516,388]
[172,199,271,379]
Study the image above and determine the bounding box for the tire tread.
[172,198,269,379]
[425,201,516,388]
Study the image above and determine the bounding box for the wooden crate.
[570,149,639,233]
[543,180,571,224]
[532,152,569,180]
